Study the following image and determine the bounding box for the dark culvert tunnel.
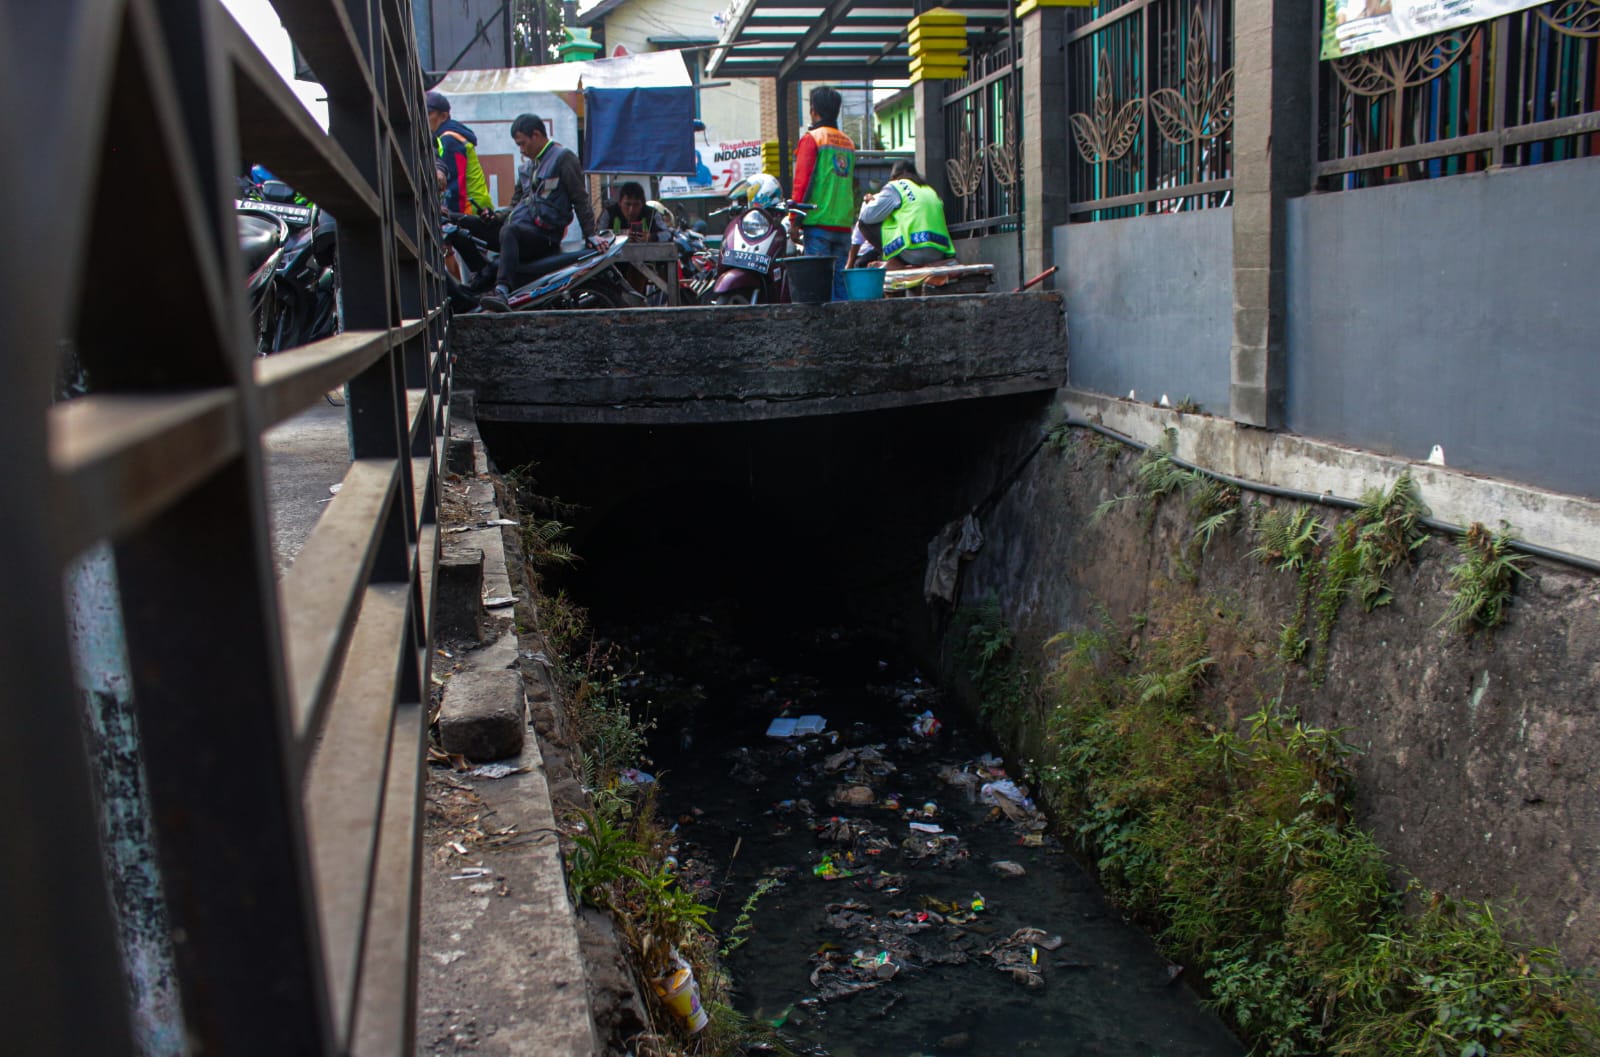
[479,392,1052,642]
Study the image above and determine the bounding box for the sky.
[219,0,330,128]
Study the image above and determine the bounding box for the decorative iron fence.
[1066,0,1235,220]
[941,34,1024,235]
[1317,2,1600,188]
[4,0,450,1053]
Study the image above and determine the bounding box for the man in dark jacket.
[479,113,599,312]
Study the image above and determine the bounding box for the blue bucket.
[841,267,886,301]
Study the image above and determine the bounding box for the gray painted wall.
[1287,157,1600,499]
[955,232,1022,293]
[1053,209,1234,414]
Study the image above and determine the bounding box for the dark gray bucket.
[780,255,835,304]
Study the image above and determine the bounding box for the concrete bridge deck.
[452,292,1066,424]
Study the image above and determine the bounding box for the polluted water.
[615,618,1243,1057]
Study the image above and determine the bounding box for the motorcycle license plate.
[237,199,313,225]
[720,249,770,274]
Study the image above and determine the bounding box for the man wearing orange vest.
[791,85,856,301]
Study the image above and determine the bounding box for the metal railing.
[3,0,450,1053]
[941,35,1024,236]
[1317,2,1600,188]
[1065,0,1235,219]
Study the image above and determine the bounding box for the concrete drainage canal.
[478,400,1243,1057]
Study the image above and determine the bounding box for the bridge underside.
[451,293,1066,424]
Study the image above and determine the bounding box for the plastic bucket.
[841,266,885,301]
[780,255,835,304]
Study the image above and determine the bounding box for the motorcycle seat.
[237,212,286,274]
[509,248,596,284]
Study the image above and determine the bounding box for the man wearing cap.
[426,91,494,216]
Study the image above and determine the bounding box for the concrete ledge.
[440,670,526,762]
[1063,388,1600,567]
[453,293,1066,424]
[421,403,603,1057]
[418,709,598,1057]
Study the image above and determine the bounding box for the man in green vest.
[791,85,856,300]
[857,160,955,269]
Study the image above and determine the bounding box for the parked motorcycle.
[236,175,338,354]
[705,176,813,305]
[651,219,717,306]
[503,234,643,311]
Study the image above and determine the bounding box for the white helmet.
[742,172,784,209]
[646,199,676,228]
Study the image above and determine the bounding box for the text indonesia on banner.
[1322,0,1545,58]
[659,139,765,198]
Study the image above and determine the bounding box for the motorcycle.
[442,213,642,311]
[705,196,812,305]
[236,175,339,354]
[502,234,643,311]
[670,221,717,305]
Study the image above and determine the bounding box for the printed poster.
[659,139,765,198]
[1322,0,1546,58]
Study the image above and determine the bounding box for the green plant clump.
[1248,474,1430,685]
[1022,603,1600,1057]
[954,589,1033,720]
[1439,522,1530,635]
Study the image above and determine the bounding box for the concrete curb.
[1062,388,1600,567]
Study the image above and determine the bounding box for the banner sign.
[1321,0,1545,59]
[659,138,765,198]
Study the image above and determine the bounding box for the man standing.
[426,91,494,216]
[791,85,856,301]
[479,113,599,312]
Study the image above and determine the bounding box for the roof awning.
[433,50,692,97]
[706,0,1014,82]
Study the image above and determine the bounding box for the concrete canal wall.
[949,393,1600,970]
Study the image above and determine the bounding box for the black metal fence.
[3,0,449,1053]
[1317,2,1600,188]
[1065,0,1235,220]
[940,33,1024,235]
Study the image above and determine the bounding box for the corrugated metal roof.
[706,0,1013,82]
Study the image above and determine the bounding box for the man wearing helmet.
[791,85,856,301]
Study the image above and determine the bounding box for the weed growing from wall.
[1439,522,1530,635]
[1089,429,1243,564]
[963,596,1600,1057]
[1248,475,1429,686]
[953,589,1035,722]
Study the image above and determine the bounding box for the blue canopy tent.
[582,86,697,175]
